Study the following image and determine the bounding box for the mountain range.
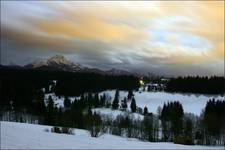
[14,55,135,76]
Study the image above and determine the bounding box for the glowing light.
[139,80,144,86]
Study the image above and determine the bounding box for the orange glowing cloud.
[32,16,146,43]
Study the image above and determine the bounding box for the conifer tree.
[34,89,46,115]
[45,96,55,125]
[144,106,148,115]
[94,93,100,108]
[64,96,71,108]
[143,115,153,141]
[100,93,106,107]
[127,90,134,100]
[112,90,119,109]
[130,97,136,113]
[121,97,128,110]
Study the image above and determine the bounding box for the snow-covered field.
[100,90,224,115]
[45,90,224,116]
[93,108,144,120]
[1,121,223,149]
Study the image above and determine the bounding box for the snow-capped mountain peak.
[26,55,82,71]
[48,55,68,64]
[31,59,48,68]
[24,55,134,75]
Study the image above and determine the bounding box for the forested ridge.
[0,67,139,110]
[166,76,225,94]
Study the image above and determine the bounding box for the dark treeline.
[166,76,225,94]
[0,67,139,111]
[54,74,139,96]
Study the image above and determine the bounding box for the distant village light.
[139,79,144,86]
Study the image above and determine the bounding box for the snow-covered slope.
[1,121,222,149]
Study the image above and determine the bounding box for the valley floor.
[1,121,223,149]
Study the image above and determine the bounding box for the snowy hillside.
[1,121,222,149]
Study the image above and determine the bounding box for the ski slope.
[1,121,223,149]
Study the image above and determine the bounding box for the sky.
[1,1,224,76]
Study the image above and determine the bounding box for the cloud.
[31,16,146,43]
[1,1,224,76]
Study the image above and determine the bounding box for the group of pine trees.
[159,100,225,145]
[201,99,225,145]
[111,89,137,113]
[161,101,184,142]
